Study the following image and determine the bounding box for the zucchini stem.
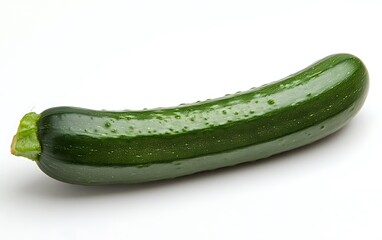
[11,112,41,161]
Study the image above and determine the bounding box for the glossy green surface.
[33,53,368,184]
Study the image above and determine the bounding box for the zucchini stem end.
[11,112,41,161]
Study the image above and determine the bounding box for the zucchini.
[11,53,369,185]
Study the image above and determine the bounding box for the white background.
[1,1,381,239]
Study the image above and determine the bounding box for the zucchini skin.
[36,53,368,184]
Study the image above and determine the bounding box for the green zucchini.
[11,53,369,185]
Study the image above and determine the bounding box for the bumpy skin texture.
[36,54,368,184]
